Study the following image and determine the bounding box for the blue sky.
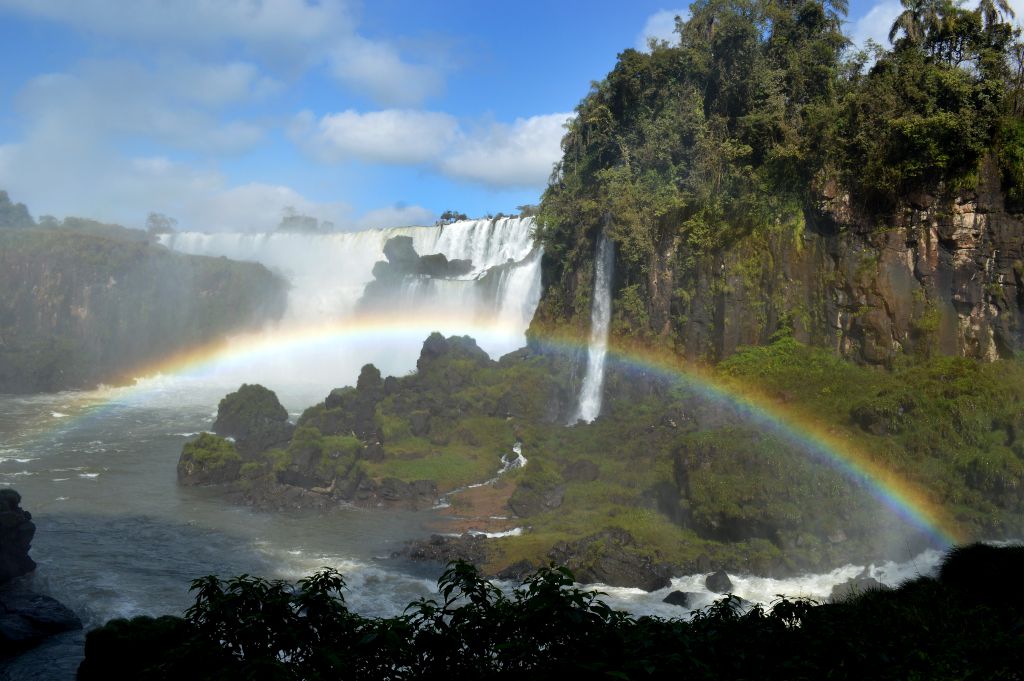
[0,0,1006,232]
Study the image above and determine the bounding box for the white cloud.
[440,113,572,188]
[17,60,270,154]
[292,109,459,164]
[637,8,690,51]
[329,38,444,107]
[292,109,571,189]
[0,0,351,54]
[849,0,902,49]
[0,0,444,106]
[355,204,435,229]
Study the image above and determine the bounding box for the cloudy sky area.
[0,0,1018,232]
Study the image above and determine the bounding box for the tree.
[978,0,1014,31]
[435,210,468,226]
[0,190,34,229]
[146,212,178,235]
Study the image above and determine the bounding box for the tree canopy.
[538,0,1024,263]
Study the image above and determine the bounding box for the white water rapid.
[159,217,542,391]
[572,230,615,423]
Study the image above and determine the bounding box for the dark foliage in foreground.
[77,543,1024,680]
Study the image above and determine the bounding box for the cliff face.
[0,229,287,392]
[534,157,1024,365]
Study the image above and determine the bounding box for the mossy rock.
[178,433,241,486]
[213,384,294,457]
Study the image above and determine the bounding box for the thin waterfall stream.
[572,229,614,423]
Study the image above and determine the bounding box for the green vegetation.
[719,335,1024,535]
[190,331,1024,577]
[533,0,1024,357]
[181,434,241,471]
[78,544,1024,680]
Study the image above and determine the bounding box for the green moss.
[364,446,497,490]
[181,433,240,470]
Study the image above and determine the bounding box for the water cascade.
[571,229,615,423]
[158,218,542,387]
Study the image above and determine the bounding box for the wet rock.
[382,236,418,267]
[398,534,489,566]
[663,591,699,608]
[829,575,890,602]
[418,253,472,278]
[0,490,35,583]
[706,570,734,594]
[547,528,673,592]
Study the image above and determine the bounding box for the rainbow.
[25,317,963,547]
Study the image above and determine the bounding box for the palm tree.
[888,0,943,46]
[977,0,1015,30]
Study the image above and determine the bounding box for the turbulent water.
[572,229,615,423]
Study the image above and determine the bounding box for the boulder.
[663,591,700,608]
[706,570,734,594]
[416,333,492,373]
[417,253,453,277]
[398,534,489,566]
[547,528,673,592]
[0,489,35,583]
[829,575,890,602]
[382,236,418,267]
[212,384,294,457]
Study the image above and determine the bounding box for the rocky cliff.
[534,157,1024,366]
[0,228,287,393]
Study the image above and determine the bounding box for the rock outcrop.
[705,570,734,594]
[0,490,35,583]
[0,228,287,393]
[360,236,473,308]
[547,528,673,591]
[0,490,82,662]
[212,384,294,457]
[533,157,1024,365]
[177,433,242,487]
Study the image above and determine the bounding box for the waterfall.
[157,218,543,389]
[571,230,615,424]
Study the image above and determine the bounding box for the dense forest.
[534,0,1024,363]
